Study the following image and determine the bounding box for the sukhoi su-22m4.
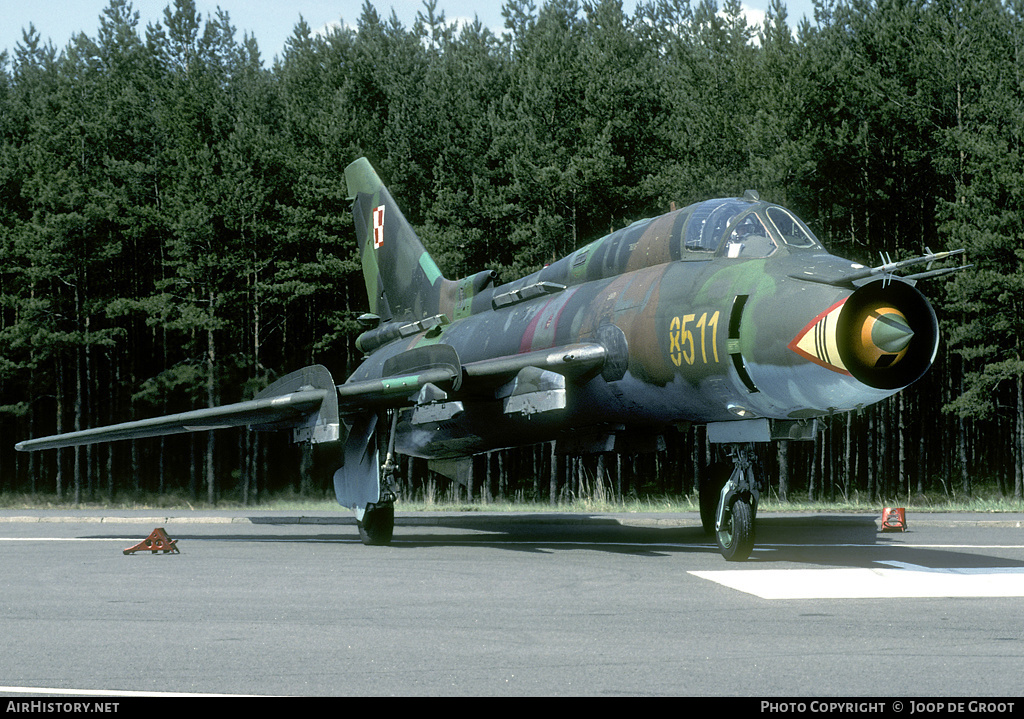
[17,158,968,560]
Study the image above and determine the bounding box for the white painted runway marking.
[690,561,1024,599]
[0,538,136,541]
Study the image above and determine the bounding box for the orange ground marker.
[881,507,907,532]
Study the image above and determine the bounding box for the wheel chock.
[880,507,907,532]
[124,527,179,555]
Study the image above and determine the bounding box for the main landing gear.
[356,410,398,546]
[358,500,395,545]
[699,443,760,561]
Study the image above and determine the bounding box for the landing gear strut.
[705,443,760,561]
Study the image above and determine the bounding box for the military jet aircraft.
[17,158,967,560]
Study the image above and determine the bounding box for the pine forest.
[1,0,1022,506]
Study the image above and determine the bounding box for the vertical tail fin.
[345,158,448,323]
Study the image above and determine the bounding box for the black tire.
[358,503,395,546]
[699,462,732,536]
[716,497,755,561]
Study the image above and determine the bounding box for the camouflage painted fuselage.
[344,160,938,459]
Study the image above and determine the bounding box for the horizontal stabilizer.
[16,365,341,452]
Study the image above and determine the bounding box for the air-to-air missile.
[17,158,968,560]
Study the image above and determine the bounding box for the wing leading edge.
[16,365,341,452]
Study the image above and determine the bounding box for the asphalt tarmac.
[2,509,1023,698]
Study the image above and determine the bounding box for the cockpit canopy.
[533,192,824,292]
[684,197,822,258]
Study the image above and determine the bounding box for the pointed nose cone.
[870,311,915,354]
[852,305,912,369]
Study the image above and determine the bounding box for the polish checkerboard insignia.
[372,205,386,249]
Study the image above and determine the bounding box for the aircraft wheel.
[358,503,395,546]
[699,462,731,536]
[716,497,755,561]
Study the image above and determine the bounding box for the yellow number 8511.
[669,311,720,367]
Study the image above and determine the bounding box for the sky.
[1,0,820,64]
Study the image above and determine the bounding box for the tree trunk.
[206,290,217,505]
[1016,374,1023,500]
[958,415,970,497]
[777,439,789,502]
[55,356,64,501]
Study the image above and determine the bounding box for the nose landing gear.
[700,443,760,561]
